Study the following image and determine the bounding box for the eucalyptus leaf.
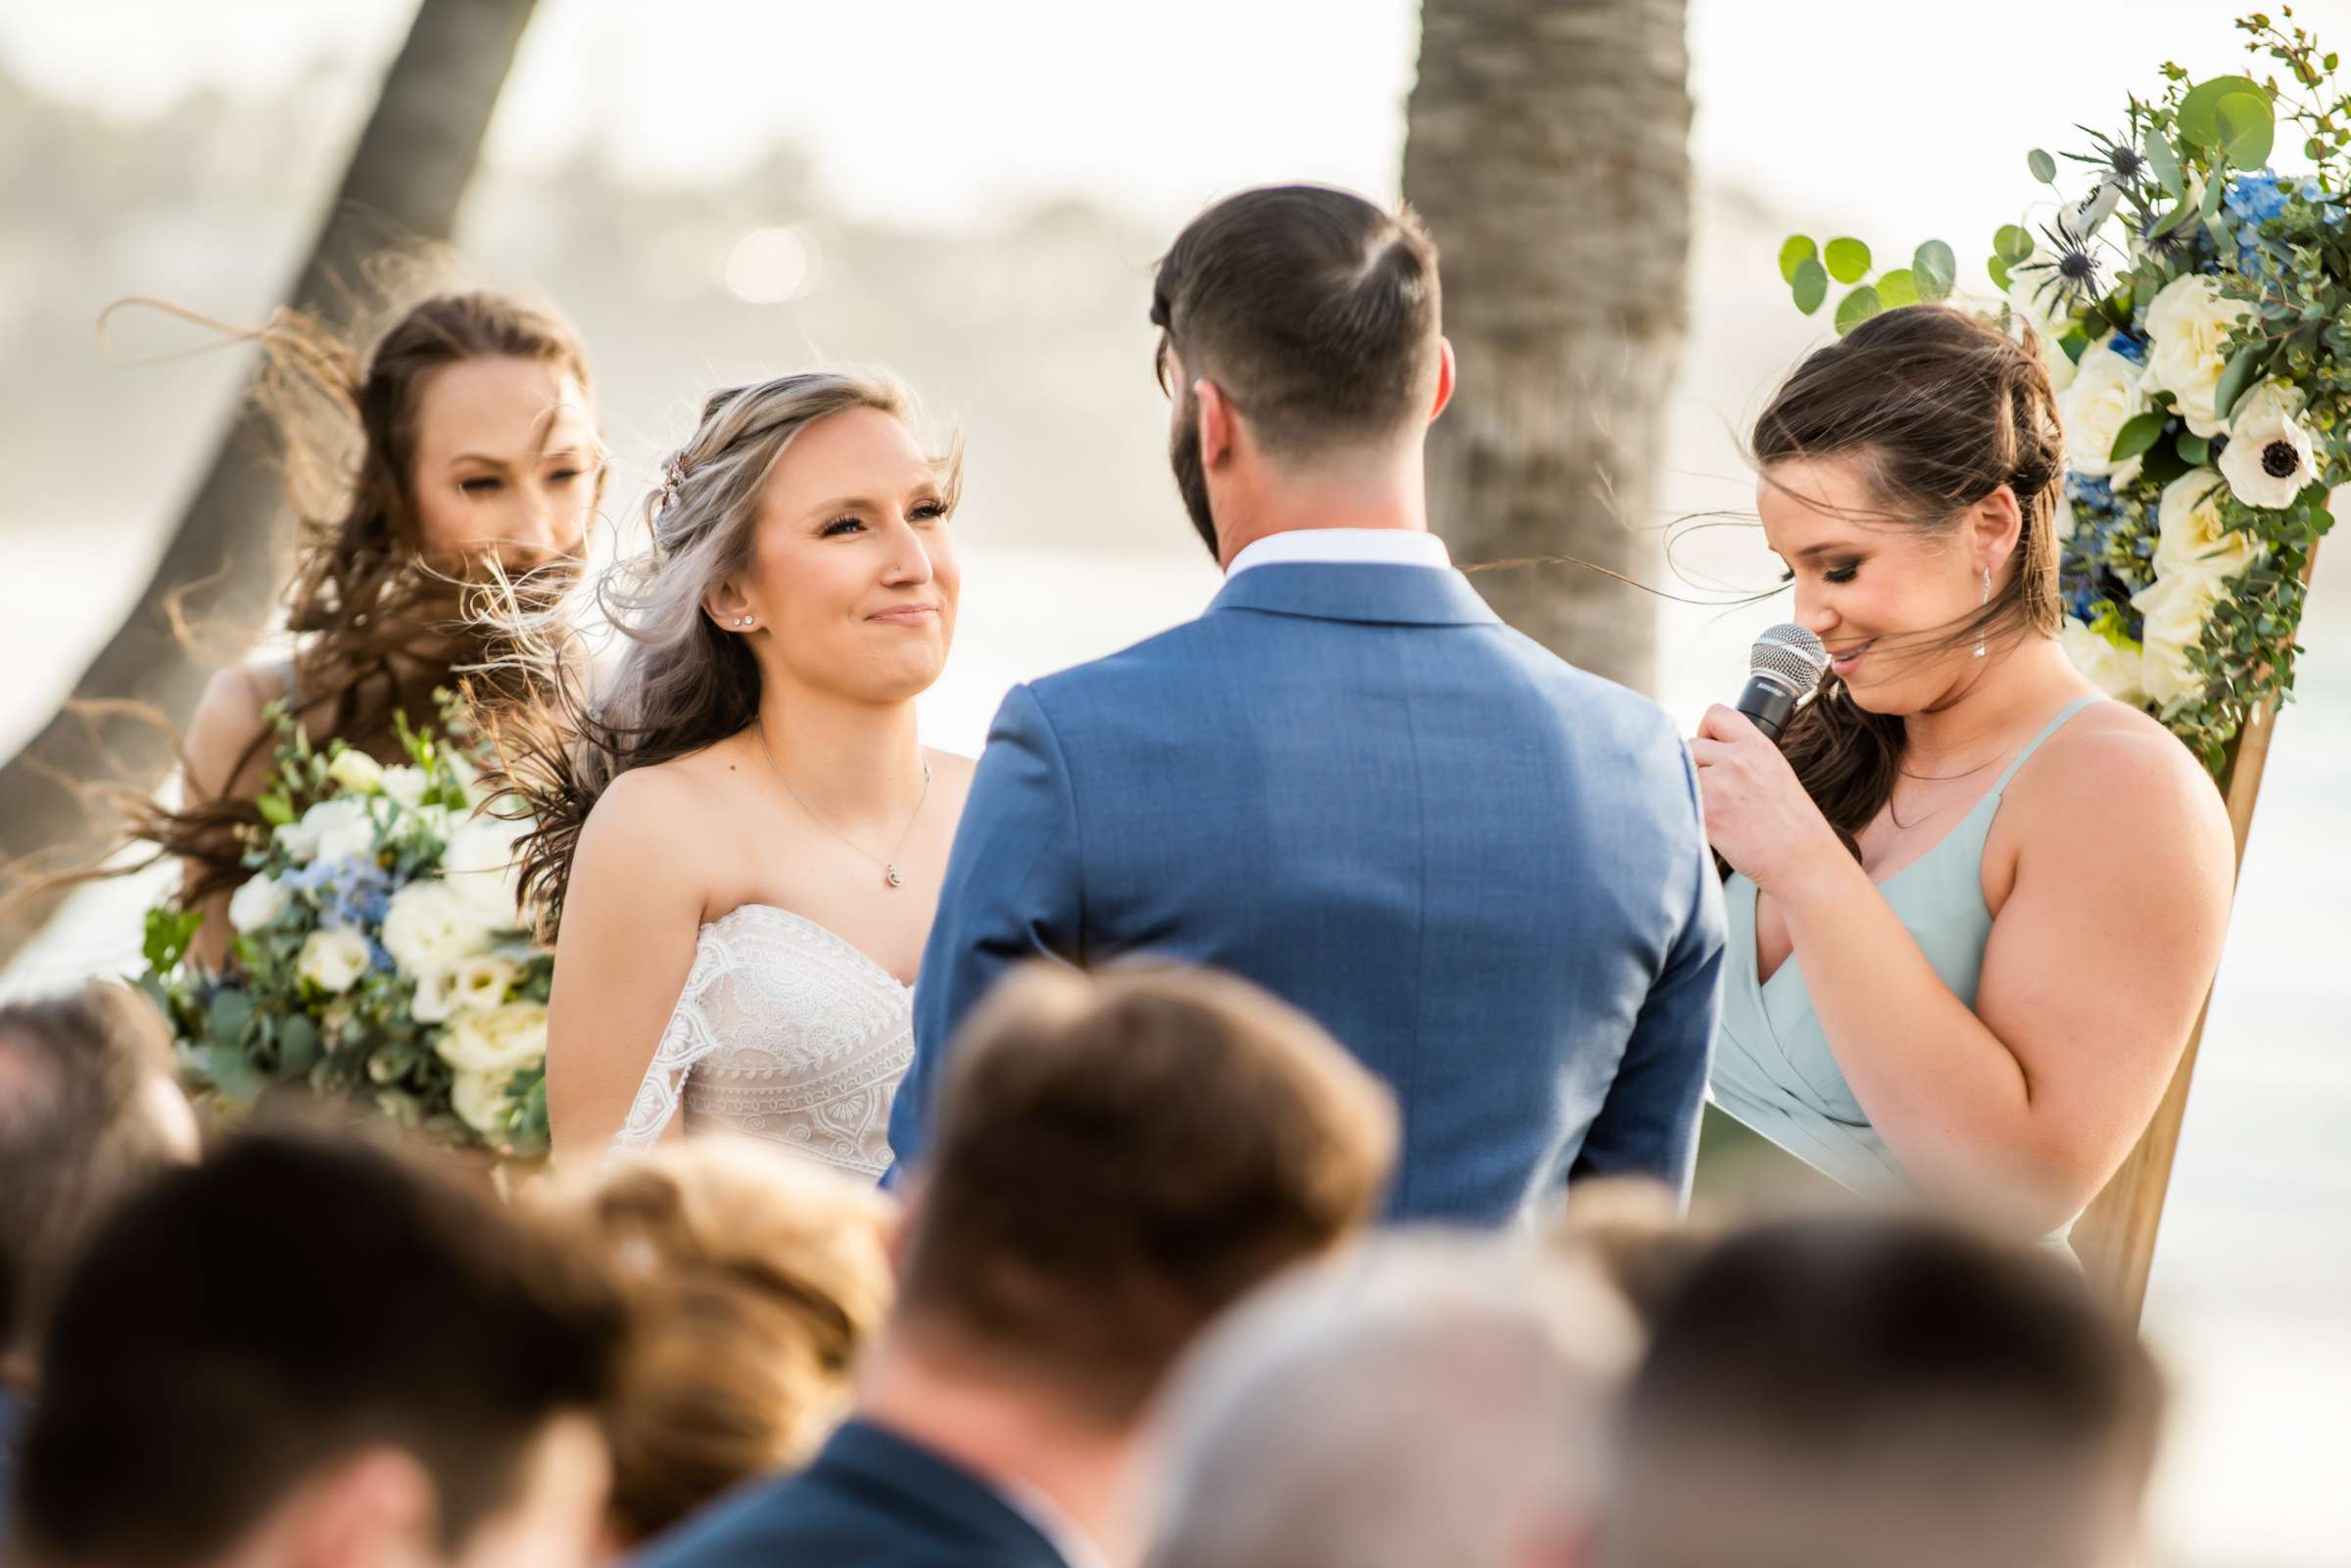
[257,791,294,827]
[2213,342,2271,424]
[2109,411,2169,464]
[1791,257,1828,314]
[207,1042,265,1104]
[1876,268,1919,308]
[1824,237,1872,284]
[1834,284,1884,336]
[2215,91,2278,167]
[2150,196,2198,239]
[207,986,256,1047]
[1993,224,2035,263]
[1912,240,1956,301]
[277,1015,321,1076]
[1988,257,2014,292]
[2176,75,2270,150]
[2144,129,2184,198]
[1778,235,1818,284]
[2199,166,2226,220]
[2177,432,2213,466]
[2028,148,2058,183]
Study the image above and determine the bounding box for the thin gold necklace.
[757,733,933,889]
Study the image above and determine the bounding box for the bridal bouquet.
[1774,12,2343,772]
[137,700,552,1161]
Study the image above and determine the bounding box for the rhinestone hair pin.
[651,451,690,545]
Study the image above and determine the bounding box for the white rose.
[380,880,496,980]
[451,1067,519,1136]
[410,966,456,1024]
[2141,274,2253,438]
[275,796,372,865]
[2059,617,2146,706]
[2131,572,2223,706]
[443,954,523,1015]
[2056,340,2149,485]
[2153,468,2264,588]
[296,927,373,994]
[380,765,430,809]
[441,815,531,931]
[325,748,386,794]
[227,873,291,932]
[2218,380,2319,509]
[437,999,550,1075]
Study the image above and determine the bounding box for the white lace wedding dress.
[609,903,913,1178]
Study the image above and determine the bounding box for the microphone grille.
[1750,623,1830,695]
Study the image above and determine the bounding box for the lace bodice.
[613,904,913,1178]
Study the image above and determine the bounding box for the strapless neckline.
[704,902,915,994]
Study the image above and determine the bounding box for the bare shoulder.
[2013,698,2232,859]
[185,661,294,798]
[577,755,714,861]
[923,745,980,816]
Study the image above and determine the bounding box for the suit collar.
[812,1419,1068,1565]
[1207,561,1503,628]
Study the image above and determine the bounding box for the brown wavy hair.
[537,1136,895,1544]
[136,291,601,905]
[475,370,959,937]
[1750,305,2067,860]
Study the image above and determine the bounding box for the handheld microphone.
[1737,624,1830,742]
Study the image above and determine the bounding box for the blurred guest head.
[1607,1213,2163,1568]
[890,962,1398,1425]
[1148,1234,1639,1568]
[541,1136,896,1547]
[1540,1177,1713,1332]
[0,982,197,1384]
[483,368,962,934]
[1150,184,1452,562]
[15,1129,622,1568]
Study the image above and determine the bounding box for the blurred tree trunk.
[1404,0,1691,693]
[0,0,539,970]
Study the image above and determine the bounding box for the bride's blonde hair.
[475,369,961,935]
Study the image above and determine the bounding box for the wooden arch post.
[2070,547,2321,1322]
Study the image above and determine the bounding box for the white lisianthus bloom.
[380,765,430,809]
[451,1068,518,1136]
[2153,468,2264,588]
[410,966,456,1024]
[441,815,531,931]
[437,999,550,1075]
[296,927,373,994]
[325,748,386,794]
[2141,274,2254,438]
[275,796,371,865]
[2131,571,2223,706]
[227,873,291,932]
[2056,340,2149,485]
[2059,617,2146,706]
[2218,380,2319,509]
[444,954,522,1015]
[380,880,497,980]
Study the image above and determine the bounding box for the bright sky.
[7,0,2342,241]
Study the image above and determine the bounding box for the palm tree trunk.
[1404,0,1692,694]
[0,0,540,969]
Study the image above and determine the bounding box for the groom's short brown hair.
[893,963,1397,1424]
[1151,184,1441,456]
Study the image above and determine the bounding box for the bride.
[491,371,973,1173]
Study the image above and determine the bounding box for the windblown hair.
[134,290,600,905]
[1750,304,2068,859]
[477,370,961,935]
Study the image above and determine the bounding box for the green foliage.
[1834,284,1884,335]
[1824,237,1872,283]
[1912,240,1957,301]
[1876,268,1920,308]
[2029,148,2058,183]
[1778,234,1817,283]
[1791,257,1828,314]
[2110,412,2170,464]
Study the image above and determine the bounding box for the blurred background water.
[2,2,2345,1559]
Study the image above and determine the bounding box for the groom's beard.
[1169,393,1220,564]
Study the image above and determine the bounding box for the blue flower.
[2223,170,2292,227]
[2103,332,2147,366]
[2065,472,2120,512]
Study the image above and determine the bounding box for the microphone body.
[1737,624,1831,744]
[1735,674,1799,742]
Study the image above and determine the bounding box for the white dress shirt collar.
[1224,527,1451,578]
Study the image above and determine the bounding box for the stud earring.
[735,615,754,628]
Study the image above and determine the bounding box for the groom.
[888,185,1724,1222]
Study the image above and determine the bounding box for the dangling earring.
[1975,567,1991,659]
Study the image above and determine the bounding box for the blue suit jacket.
[631,1419,1068,1568]
[888,562,1724,1222]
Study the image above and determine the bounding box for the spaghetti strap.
[1991,695,2104,794]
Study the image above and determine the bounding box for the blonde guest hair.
[538,1135,896,1544]
[474,369,962,935]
